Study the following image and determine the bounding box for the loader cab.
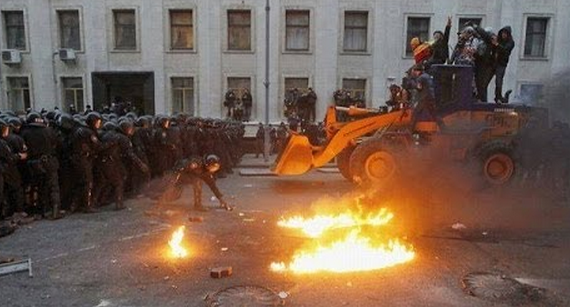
[431,64,475,113]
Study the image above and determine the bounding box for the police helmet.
[126,112,137,120]
[135,116,150,129]
[187,156,202,171]
[119,120,135,136]
[57,113,76,131]
[156,115,170,129]
[204,154,221,173]
[7,117,23,130]
[103,121,118,132]
[86,112,103,130]
[26,112,45,126]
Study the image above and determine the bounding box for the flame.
[169,226,188,258]
[277,208,393,238]
[271,207,415,273]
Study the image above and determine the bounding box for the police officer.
[20,113,62,219]
[149,115,173,176]
[1,118,27,217]
[172,154,233,211]
[132,116,153,191]
[68,112,103,213]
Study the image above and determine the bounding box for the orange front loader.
[272,106,413,176]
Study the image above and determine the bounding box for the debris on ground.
[188,216,204,222]
[0,258,33,277]
[452,223,467,230]
[210,266,233,278]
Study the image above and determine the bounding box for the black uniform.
[20,123,61,218]
[68,125,100,212]
[172,156,231,211]
[3,133,26,216]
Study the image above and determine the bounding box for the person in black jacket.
[493,26,515,104]
[172,155,232,211]
[426,16,452,70]
[20,113,62,219]
[473,25,497,102]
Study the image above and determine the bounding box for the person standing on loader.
[409,64,442,132]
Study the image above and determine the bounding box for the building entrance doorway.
[92,72,154,115]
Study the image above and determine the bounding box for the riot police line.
[0,109,245,237]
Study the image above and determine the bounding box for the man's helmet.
[57,113,76,131]
[187,156,202,171]
[135,116,150,129]
[86,112,103,130]
[156,115,170,129]
[126,112,137,120]
[7,117,23,132]
[103,121,118,132]
[26,112,45,126]
[0,119,10,138]
[119,120,135,136]
[204,154,221,173]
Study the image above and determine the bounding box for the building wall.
[0,0,568,121]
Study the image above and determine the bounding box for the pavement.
[1,157,569,307]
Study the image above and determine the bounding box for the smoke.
[357,148,570,237]
[541,69,570,124]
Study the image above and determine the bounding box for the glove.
[219,199,234,211]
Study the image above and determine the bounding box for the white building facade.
[0,0,569,121]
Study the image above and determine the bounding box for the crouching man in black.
[172,155,233,212]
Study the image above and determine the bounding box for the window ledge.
[520,56,549,62]
[282,50,312,55]
[166,49,197,54]
[110,49,141,54]
[339,51,371,56]
[223,50,255,54]
[5,48,30,54]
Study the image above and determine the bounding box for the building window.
[62,77,84,112]
[113,10,136,50]
[7,77,30,111]
[285,10,309,51]
[524,17,548,58]
[172,77,194,114]
[406,17,430,56]
[342,78,366,102]
[284,78,309,92]
[227,77,251,97]
[170,10,193,50]
[520,84,543,104]
[343,11,368,52]
[3,11,26,50]
[458,17,482,32]
[227,10,251,51]
[58,10,81,50]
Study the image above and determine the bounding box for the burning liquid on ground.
[271,196,415,273]
[169,226,188,258]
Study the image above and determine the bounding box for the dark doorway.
[91,72,155,115]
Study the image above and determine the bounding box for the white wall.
[0,0,568,118]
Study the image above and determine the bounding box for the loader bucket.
[272,133,314,175]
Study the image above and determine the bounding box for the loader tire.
[337,145,356,181]
[349,138,400,186]
[479,142,515,185]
